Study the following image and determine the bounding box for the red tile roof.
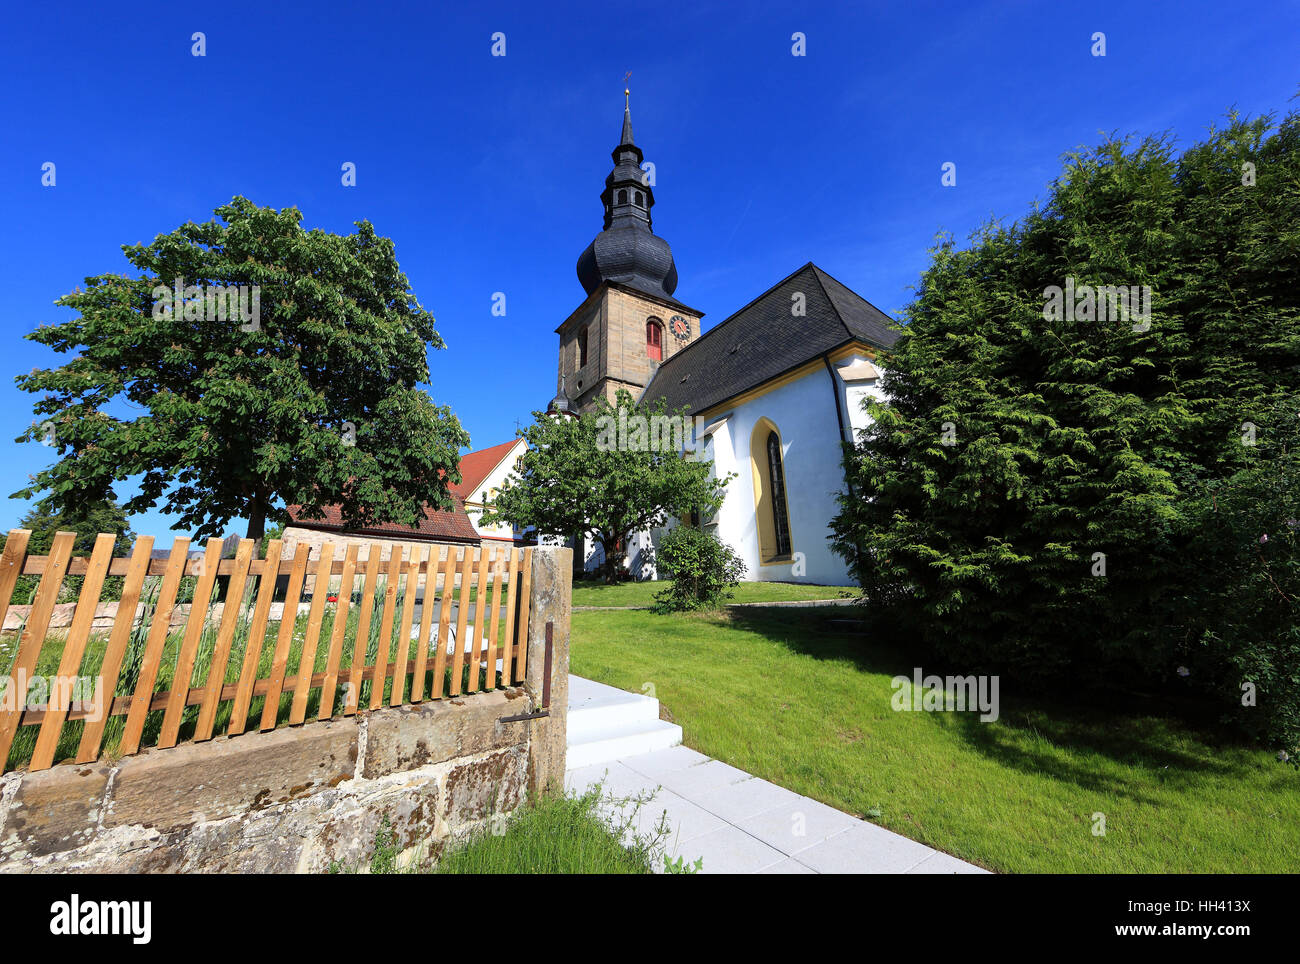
[451,438,522,500]
[287,495,481,544]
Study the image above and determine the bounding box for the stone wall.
[0,547,572,874]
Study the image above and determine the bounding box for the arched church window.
[578,328,588,367]
[618,189,628,205]
[766,432,792,558]
[646,319,662,361]
[635,191,644,206]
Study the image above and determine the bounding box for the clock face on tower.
[669,314,690,341]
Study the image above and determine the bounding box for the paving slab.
[736,798,862,856]
[567,676,988,875]
[794,823,940,874]
[690,776,805,823]
[666,824,788,874]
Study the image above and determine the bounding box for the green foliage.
[433,786,667,874]
[369,817,401,874]
[653,525,747,611]
[663,854,703,874]
[1168,397,1300,754]
[3,495,135,601]
[13,196,469,541]
[831,105,1300,752]
[481,390,732,582]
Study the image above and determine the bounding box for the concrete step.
[566,718,684,771]
[566,675,683,770]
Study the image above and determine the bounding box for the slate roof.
[450,439,521,501]
[640,263,900,416]
[286,495,481,545]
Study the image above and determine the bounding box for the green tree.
[481,391,731,582]
[13,197,469,544]
[832,106,1300,748]
[2,493,135,602]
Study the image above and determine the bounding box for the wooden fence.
[0,531,534,775]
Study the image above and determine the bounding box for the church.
[548,93,900,586]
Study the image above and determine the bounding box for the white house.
[451,437,529,546]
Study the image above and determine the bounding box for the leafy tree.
[13,197,469,543]
[2,493,135,602]
[832,106,1300,750]
[653,525,747,611]
[481,391,731,582]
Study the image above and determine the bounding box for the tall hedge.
[832,107,1300,751]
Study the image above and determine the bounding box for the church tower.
[555,89,703,413]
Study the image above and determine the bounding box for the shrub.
[1164,399,1300,756]
[831,104,1300,751]
[654,526,746,611]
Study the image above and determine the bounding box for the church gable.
[640,262,900,417]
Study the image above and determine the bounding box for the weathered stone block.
[445,746,528,825]
[106,720,357,833]
[0,763,110,859]
[362,687,528,779]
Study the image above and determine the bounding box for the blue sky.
[0,0,1295,542]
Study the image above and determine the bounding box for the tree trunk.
[246,495,267,552]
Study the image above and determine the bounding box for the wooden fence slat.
[0,529,33,625]
[195,539,255,741]
[76,536,154,763]
[411,547,440,702]
[513,549,533,682]
[466,547,490,694]
[159,538,224,749]
[29,533,117,770]
[449,548,475,696]
[289,543,335,725]
[500,548,518,690]
[318,544,358,720]
[259,546,310,731]
[120,538,191,756]
[390,546,423,706]
[485,548,503,691]
[431,547,457,700]
[369,546,404,710]
[0,531,77,768]
[344,545,383,716]
[227,539,282,736]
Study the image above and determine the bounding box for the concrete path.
[565,743,988,875]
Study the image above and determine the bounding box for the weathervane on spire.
[623,70,631,107]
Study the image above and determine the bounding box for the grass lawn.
[434,788,660,874]
[341,787,664,874]
[570,605,1300,873]
[572,579,854,608]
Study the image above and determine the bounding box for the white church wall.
[840,352,888,442]
[711,365,855,586]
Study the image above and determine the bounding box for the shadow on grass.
[723,603,1249,796]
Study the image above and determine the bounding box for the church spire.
[574,86,679,299]
[621,86,634,146]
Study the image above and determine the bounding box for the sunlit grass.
[572,579,853,608]
[570,605,1300,874]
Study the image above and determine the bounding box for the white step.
[566,718,684,770]
[566,675,683,769]
[568,695,660,740]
